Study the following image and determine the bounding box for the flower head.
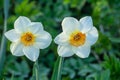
[54,16,98,58]
[5,16,52,61]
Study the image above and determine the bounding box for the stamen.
[21,32,35,46]
[69,31,86,47]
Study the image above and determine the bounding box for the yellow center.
[69,31,86,47]
[21,32,35,46]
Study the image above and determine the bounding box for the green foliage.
[0,0,9,75]
[102,55,120,80]
[31,62,50,80]
[15,0,39,16]
[63,0,86,10]
[0,55,30,80]
[86,69,110,80]
[0,0,120,80]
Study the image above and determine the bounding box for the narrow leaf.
[0,0,9,74]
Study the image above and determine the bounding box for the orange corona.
[69,31,86,47]
[21,32,35,46]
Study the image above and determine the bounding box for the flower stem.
[32,60,39,80]
[35,61,39,80]
[51,56,64,80]
[57,57,64,80]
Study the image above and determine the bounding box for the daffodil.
[54,16,98,58]
[5,16,52,61]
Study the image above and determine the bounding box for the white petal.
[10,42,24,56]
[79,16,93,33]
[23,46,39,62]
[14,16,31,33]
[86,27,98,45]
[62,17,81,35]
[34,31,52,49]
[57,45,74,57]
[5,29,20,42]
[54,32,69,46]
[28,22,43,34]
[73,45,91,58]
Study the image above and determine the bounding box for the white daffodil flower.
[5,16,52,61]
[54,16,98,58]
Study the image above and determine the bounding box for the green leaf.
[109,37,120,43]
[100,69,110,80]
[102,55,120,80]
[0,0,9,74]
[15,0,39,16]
[63,0,86,10]
[51,56,64,80]
[86,69,110,80]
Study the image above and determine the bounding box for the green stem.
[35,61,39,80]
[57,57,64,80]
[0,0,9,74]
[33,61,39,80]
[10,74,14,80]
[51,56,64,80]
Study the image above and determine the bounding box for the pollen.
[69,31,86,47]
[21,32,35,46]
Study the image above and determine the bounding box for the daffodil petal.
[23,46,39,62]
[5,29,20,42]
[57,45,74,57]
[54,32,69,46]
[28,22,43,34]
[79,16,93,33]
[14,16,31,33]
[62,17,81,35]
[73,45,91,58]
[86,27,98,45]
[35,31,52,49]
[10,42,24,56]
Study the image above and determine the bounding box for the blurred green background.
[0,0,120,80]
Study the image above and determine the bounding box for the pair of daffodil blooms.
[5,16,98,61]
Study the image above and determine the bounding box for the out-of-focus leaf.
[109,37,120,43]
[15,0,39,16]
[102,55,120,80]
[63,0,86,10]
[86,69,110,80]
[0,0,9,75]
